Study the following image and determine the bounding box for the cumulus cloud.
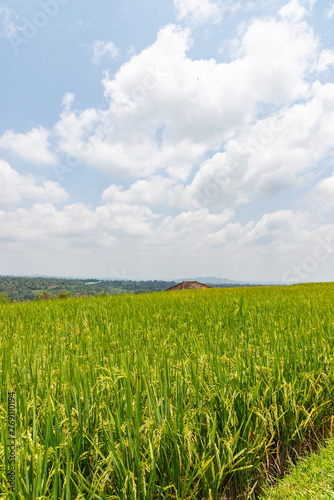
[0,199,233,255]
[97,202,159,237]
[240,82,334,197]
[52,13,320,180]
[0,203,113,251]
[102,176,177,206]
[306,172,334,208]
[207,210,309,255]
[315,49,334,72]
[3,198,331,282]
[0,127,57,165]
[279,0,307,22]
[148,208,235,248]
[0,198,164,254]
[91,40,119,65]
[201,208,334,282]
[1,1,334,281]
[235,15,317,102]
[72,78,334,216]
[179,81,334,210]
[1,190,333,282]
[0,160,68,208]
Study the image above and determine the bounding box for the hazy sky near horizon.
[0,0,334,282]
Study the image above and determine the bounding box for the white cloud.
[198,207,334,283]
[0,203,109,250]
[315,49,334,72]
[174,0,243,26]
[149,208,235,247]
[307,172,334,208]
[201,208,334,282]
[62,92,75,112]
[0,160,68,208]
[134,81,333,214]
[54,105,99,163]
[0,4,19,38]
[102,176,177,206]
[2,0,334,282]
[91,40,119,65]
[279,0,307,22]
[174,0,223,25]
[236,16,317,102]
[0,193,234,256]
[326,3,334,19]
[0,127,57,165]
[53,15,319,180]
[97,202,158,237]
[208,210,309,254]
[182,81,334,210]
[0,200,162,253]
[1,192,333,282]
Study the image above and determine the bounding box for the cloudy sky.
[0,0,334,282]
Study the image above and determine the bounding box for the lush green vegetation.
[260,437,334,499]
[0,276,177,302]
[1,283,334,498]
[0,276,261,303]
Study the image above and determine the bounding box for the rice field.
[1,283,334,499]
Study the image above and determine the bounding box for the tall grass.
[1,284,334,498]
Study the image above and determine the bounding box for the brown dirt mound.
[165,281,211,291]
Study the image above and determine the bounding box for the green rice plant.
[0,283,334,498]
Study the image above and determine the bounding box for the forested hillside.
[0,276,176,302]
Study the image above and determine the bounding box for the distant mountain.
[174,277,243,285]
[179,276,240,285]
[175,276,286,286]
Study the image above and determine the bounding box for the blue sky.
[0,0,334,282]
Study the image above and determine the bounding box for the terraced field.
[1,283,334,498]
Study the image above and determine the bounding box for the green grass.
[260,437,334,499]
[0,283,334,499]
